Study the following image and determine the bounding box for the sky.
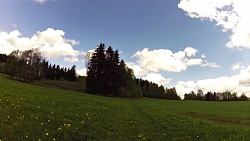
[0,0,250,97]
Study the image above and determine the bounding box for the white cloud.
[143,73,172,86]
[178,0,250,49]
[126,62,148,78]
[132,47,218,73]
[184,47,197,57]
[201,54,206,58]
[202,60,220,68]
[129,47,218,87]
[186,59,202,66]
[64,56,79,63]
[76,68,87,76]
[176,66,250,98]
[84,49,95,61]
[231,62,245,70]
[34,0,47,4]
[126,62,172,86]
[0,28,80,62]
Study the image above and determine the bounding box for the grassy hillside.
[0,74,249,141]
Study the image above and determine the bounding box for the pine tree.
[86,43,106,94]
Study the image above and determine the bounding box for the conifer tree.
[86,43,106,94]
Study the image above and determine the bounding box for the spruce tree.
[86,43,106,94]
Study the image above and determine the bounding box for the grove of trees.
[136,79,180,100]
[86,43,142,98]
[184,90,249,101]
[0,49,76,83]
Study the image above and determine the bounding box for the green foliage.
[0,74,249,141]
[0,50,77,83]
[137,79,180,100]
[184,90,249,101]
[238,94,249,101]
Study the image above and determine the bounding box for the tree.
[4,49,43,83]
[86,43,106,94]
[86,43,141,98]
[239,93,249,101]
[196,89,204,100]
[67,65,76,82]
[184,91,196,100]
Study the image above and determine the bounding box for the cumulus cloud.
[76,68,87,76]
[231,62,245,70]
[126,62,172,85]
[132,47,218,73]
[129,47,218,86]
[176,66,250,98]
[184,47,197,57]
[201,54,206,58]
[0,28,80,62]
[126,62,149,78]
[143,73,172,86]
[178,0,250,49]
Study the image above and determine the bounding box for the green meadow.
[0,73,249,141]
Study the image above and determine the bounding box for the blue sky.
[1,0,250,97]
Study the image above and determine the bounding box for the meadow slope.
[0,74,249,141]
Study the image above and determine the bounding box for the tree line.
[184,90,249,101]
[0,49,76,83]
[136,79,180,100]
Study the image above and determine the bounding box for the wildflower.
[57,127,62,131]
[45,133,49,136]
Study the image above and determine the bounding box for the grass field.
[0,73,249,141]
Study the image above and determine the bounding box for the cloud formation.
[133,47,218,73]
[76,68,87,76]
[231,62,245,70]
[128,47,218,86]
[0,28,80,62]
[142,73,172,86]
[178,0,250,49]
[176,66,250,98]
